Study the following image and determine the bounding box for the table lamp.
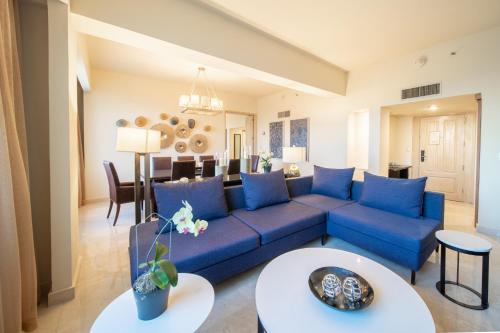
[282,146,306,177]
[116,127,161,224]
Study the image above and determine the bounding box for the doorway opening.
[225,112,255,159]
[383,94,481,229]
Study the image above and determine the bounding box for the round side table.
[91,273,214,333]
[435,230,492,310]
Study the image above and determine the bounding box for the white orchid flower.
[193,219,208,237]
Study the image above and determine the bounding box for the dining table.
[143,171,245,187]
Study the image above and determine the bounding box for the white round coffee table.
[435,230,492,310]
[255,248,435,333]
[91,273,214,333]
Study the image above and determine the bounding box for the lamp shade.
[116,127,161,153]
[282,146,306,163]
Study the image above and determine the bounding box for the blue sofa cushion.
[240,169,290,210]
[130,215,260,280]
[154,175,228,233]
[311,166,355,200]
[329,203,441,253]
[232,201,325,245]
[359,172,427,218]
[293,194,354,214]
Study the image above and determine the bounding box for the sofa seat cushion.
[130,215,259,280]
[293,194,354,214]
[329,203,441,253]
[232,201,325,245]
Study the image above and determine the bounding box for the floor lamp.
[116,127,161,224]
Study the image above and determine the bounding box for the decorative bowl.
[308,266,374,311]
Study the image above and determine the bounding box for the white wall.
[257,26,500,235]
[84,69,257,201]
[389,116,414,166]
[257,91,349,175]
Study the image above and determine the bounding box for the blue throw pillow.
[240,169,290,210]
[311,166,355,200]
[359,172,427,218]
[154,175,228,233]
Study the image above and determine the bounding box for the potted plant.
[132,201,208,320]
[260,152,273,173]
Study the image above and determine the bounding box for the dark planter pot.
[262,164,272,173]
[133,286,170,321]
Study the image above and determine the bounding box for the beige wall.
[389,116,414,166]
[47,0,80,305]
[84,69,257,201]
[19,0,51,299]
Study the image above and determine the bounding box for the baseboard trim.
[477,225,500,238]
[47,255,82,306]
[83,197,107,205]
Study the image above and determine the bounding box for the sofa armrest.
[423,191,445,223]
[286,176,313,198]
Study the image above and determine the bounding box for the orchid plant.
[133,201,208,295]
[260,151,273,168]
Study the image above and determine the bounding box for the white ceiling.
[384,94,478,116]
[84,35,282,97]
[206,0,500,70]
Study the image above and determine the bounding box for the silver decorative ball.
[321,274,342,298]
[342,277,362,302]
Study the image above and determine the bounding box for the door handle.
[420,150,426,162]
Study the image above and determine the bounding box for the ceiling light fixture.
[429,105,439,111]
[179,67,224,116]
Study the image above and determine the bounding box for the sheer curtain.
[0,0,38,331]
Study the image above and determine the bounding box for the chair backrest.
[201,159,216,178]
[103,161,120,200]
[199,155,214,162]
[171,160,196,180]
[152,156,172,171]
[250,155,260,173]
[177,156,194,161]
[227,159,241,175]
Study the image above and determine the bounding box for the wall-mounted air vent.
[278,110,290,118]
[401,83,440,99]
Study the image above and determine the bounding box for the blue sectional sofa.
[129,174,444,286]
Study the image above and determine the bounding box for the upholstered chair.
[251,154,260,173]
[177,156,195,161]
[199,155,214,162]
[152,156,172,170]
[227,159,241,175]
[201,159,216,177]
[103,161,143,226]
[171,160,196,180]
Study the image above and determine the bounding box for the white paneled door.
[419,116,465,201]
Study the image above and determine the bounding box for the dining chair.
[171,160,196,180]
[201,159,216,177]
[199,155,214,162]
[103,161,143,226]
[227,159,241,175]
[152,156,172,170]
[177,156,194,161]
[250,154,260,173]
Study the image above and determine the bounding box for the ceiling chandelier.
[179,67,224,116]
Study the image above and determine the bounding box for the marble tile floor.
[33,200,500,333]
